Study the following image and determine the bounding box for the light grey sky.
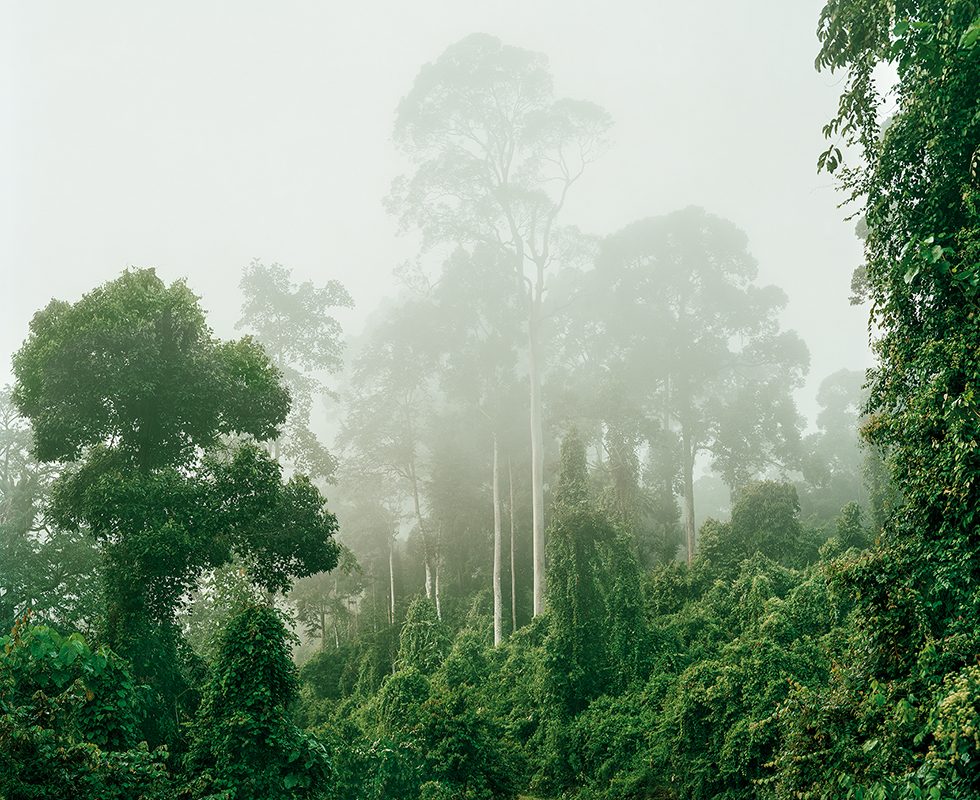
[2,1,871,424]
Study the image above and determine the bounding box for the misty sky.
[2,1,871,424]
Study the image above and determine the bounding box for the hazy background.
[1,1,871,422]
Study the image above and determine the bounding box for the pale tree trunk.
[509,457,517,634]
[333,576,340,649]
[492,435,503,646]
[388,540,396,624]
[409,459,437,612]
[506,217,546,617]
[320,610,327,651]
[529,303,546,615]
[682,429,696,564]
[434,560,442,620]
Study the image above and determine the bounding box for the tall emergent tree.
[389,33,612,615]
[593,207,809,561]
[11,269,341,744]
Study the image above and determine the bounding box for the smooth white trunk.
[682,430,696,564]
[529,313,545,615]
[388,541,396,624]
[409,459,437,614]
[434,560,442,620]
[509,457,517,633]
[492,435,503,646]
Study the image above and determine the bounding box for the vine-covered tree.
[543,431,646,717]
[185,604,331,799]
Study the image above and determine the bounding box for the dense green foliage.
[2,268,342,797]
[4,2,979,797]
[0,620,169,799]
[8,269,341,748]
[293,440,870,800]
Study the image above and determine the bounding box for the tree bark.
[492,435,503,646]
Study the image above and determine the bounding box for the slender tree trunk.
[509,456,517,634]
[409,459,435,605]
[682,429,696,564]
[333,576,340,648]
[320,610,327,651]
[388,540,396,624]
[492,435,503,646]
[529,305,546,615]
[434,560,442,620]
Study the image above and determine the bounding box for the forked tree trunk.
[492,435,503,646]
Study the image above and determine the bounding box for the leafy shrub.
[0,619,169,799]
